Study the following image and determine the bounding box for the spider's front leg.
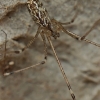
[59,11,78,25]
[4,27,48,76]
[59,1,79,25]
[80,19,100,40]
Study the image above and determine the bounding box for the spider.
[3,0,100,100]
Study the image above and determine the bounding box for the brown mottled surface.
[0,0,100,100]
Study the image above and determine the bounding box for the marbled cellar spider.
[3,0,100,100]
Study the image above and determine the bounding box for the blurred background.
[0,0,100,100]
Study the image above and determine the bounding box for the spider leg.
[5,33,36,54]
[4,61,45,76]
[59,11,78,25]
[80,19,100,40]
[11,27,41,54]
[47,36,76,100]
[52,19,100,48]
[40,32,48,60]
[4,28,48,76]
[59,1,78,25]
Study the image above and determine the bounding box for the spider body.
[27,0,60,39]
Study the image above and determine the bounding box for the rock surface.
[0,0,100,100]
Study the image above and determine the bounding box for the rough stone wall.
[0,0,100,100]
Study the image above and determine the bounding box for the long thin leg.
[59,11,78,25]
[0,30,9,74]
[52,19,100,48]
[4,61,45,76]
[12,27,41,54]
[5,34,35,54]
[40,33,48,60]
[59,1,78,25]
[47,36,76,100]
[81,19,100,40]
[4,30,48,76]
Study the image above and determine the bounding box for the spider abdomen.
[27,0,51,27]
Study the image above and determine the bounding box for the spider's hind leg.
[51,18,100,48]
